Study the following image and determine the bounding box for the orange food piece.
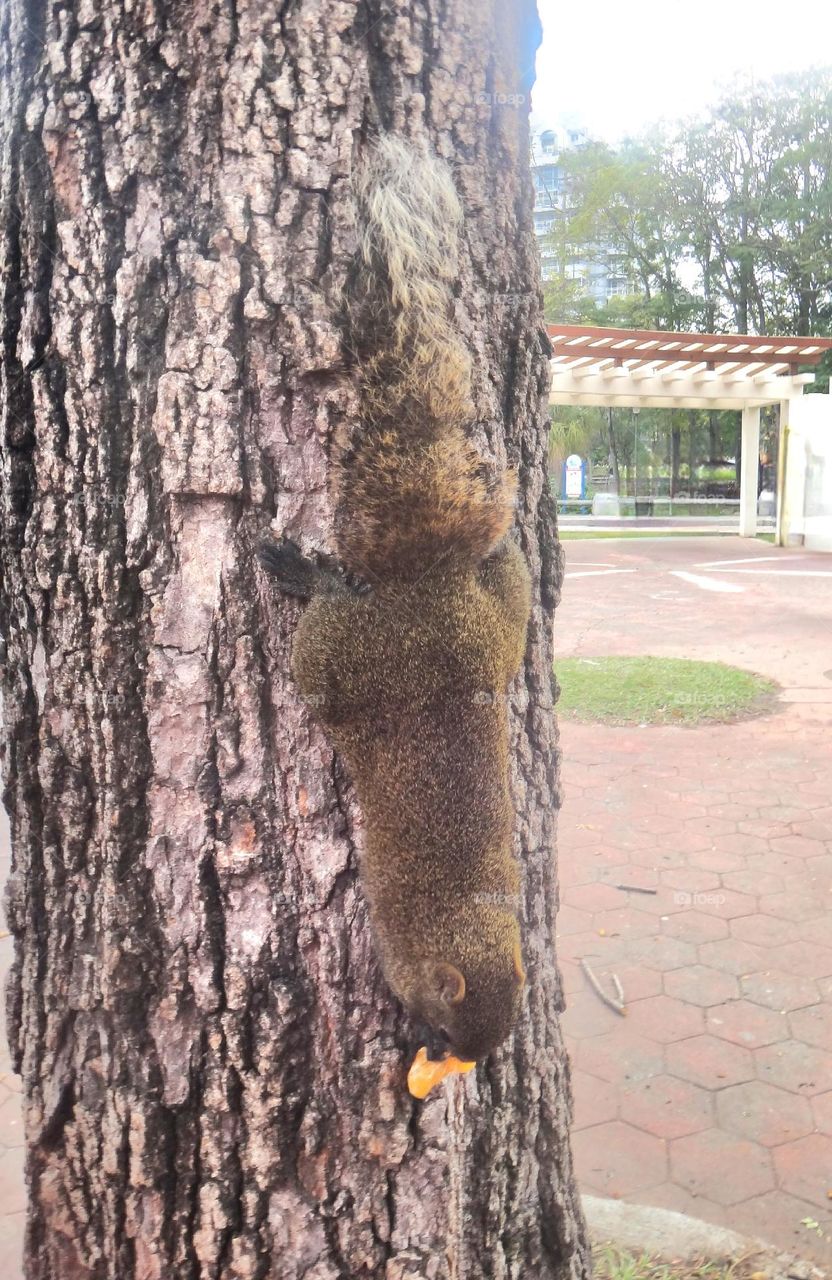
[407,1046,476,1098]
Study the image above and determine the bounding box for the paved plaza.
[557,535,832,1266]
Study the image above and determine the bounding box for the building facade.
[531,124,631,305]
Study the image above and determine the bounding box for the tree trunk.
[606,408,621,495]
[670,424,681,499]
[0,2,588,1278]
[707,412,719,464]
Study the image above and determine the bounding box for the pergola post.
[739,405,761,537]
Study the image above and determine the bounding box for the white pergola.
[548,324,832,538]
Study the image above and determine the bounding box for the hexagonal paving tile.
[731,914,800,949]
[561,989,622,1040]
[628,891,692,919]
[664,966,739,1008]
[624,995,703,1044]
[738,819,791,840]
[612,965,663,1003]
[745,851,806,879]
[705,888,761,919]
[629,1181,729,1227]
[812,1091,832,1135]
[564,883,629,914]
[598,865,660,890]
[683,816,738,839]
[558,960,584,997]
[628,936,697,973]
[723,869,785,897]
[715,1080,814,1147]
[771,835,828,860]
[0,1144,25,1217]
[576,1029,665,1085]
[705,1000,788,1048]
[755,1039,832,1095]
[661,868,722,894]
[591,908,657,941]
[623,1073,713,1139]
[555,905,594,937]
[772,1134,832,1208]
[740,970,820,1013]
[802,916,832,950]
[665,1035,754,1090]
[0,1094,23,1151]
[670,1128,774,1204]
[770,940,832,979]
[688,849,748,874]
[556,930,629,966]
[710,832,770,858]
[661,911,729,945]
[571,1120,667,1197]
[730,1190,832,1261]
[791,817,832,841]
[569,1070,618,1131]
[758,893,827,924]
[698,938,769,977]
[789,1002,832,1051]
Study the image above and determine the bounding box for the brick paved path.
[557,536,832,1267]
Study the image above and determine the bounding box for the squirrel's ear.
[424,960,466,1006]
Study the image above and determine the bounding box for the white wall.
[778,393,832,552]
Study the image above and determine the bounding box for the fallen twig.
[580,958,626,1016]
[615,883,657,894]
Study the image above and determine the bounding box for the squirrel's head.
[412,932,526,1063]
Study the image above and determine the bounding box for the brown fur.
[261,138,531,1063]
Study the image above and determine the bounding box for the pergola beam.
[548,393,790,410]
[549,370,815,407]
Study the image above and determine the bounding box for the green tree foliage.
[544,68,832,358]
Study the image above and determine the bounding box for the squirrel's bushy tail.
[338,137,515,580]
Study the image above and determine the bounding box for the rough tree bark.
[0,1,588,1277]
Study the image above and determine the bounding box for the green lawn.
[556,656,778,726]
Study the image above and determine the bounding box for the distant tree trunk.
[607,408,621,494]
[0,2,589,1278]
[670,424,681,498]
[708,412,719,462]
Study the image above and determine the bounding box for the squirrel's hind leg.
[259,539,345,600]
[478,537,532,679]
[478,538,531,628]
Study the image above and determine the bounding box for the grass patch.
[593,1244,763,1280]
[755,532,776,543]
[556,656,777,726]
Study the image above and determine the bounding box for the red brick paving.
[557,536,832,1267]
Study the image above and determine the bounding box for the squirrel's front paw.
[258,539,321,599]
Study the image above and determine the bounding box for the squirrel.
[260,137,531,1069]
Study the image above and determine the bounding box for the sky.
[532,0,832,143]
